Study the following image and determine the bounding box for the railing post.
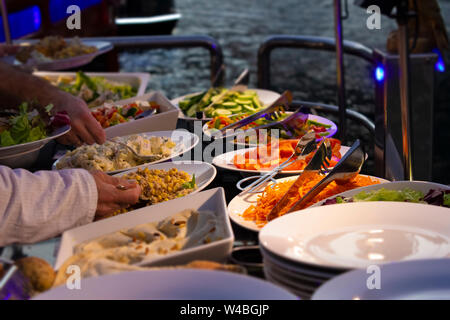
[333,0,347,142]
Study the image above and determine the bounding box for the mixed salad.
[179,88,266,118]
[205,113,333,145]
[46,71,138,108]
[0,102,70,147]
[322,188,450,208]
[91,100,159,129]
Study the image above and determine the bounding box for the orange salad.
[233,138,342,171]
[242,173,381,227]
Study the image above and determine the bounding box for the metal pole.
[333,0,347,143]
[0,0,11,44]
[397,0,413,180]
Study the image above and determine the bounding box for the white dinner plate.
[114,161,217,195]
[263,271,310,300]
[203,114,338,147]
[264,262,317,293]
[260,245,340,280]
[263,255,333,285]
[34,269,298,300]
[227,174,387,232]
[212,145,349,174]
[0,124,70,157]
[311,180,450,208]
[260,202,450,270]
[312,258,450,300]
[12,40,113,71]
[171,88,281,121]
[52,130,200,175]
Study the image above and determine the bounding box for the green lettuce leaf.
[354,188,424,203]
[0,130,16,146]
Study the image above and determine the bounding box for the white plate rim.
[203,113,338,147]
[34,269,298,300]
[259,201,450,270]
[13,40,113,71]
[113,160,217,196]
[0,124,70,155]
[310,180,450,208]
[171,88,281,121]
[52,130,200,174]
[312,258,450,300]
[212,145,350,174]
[227,174,388,232]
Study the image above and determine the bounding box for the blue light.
[0,6,41,42]
[432,48,445,73]
[375,66,385,82]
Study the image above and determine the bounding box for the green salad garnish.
[182,174,196,189]
[58,71,137,108]
[353,188,424,203]
[0,103,48,147]
[444,193,450,207]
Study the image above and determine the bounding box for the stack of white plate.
[259,201,450,299]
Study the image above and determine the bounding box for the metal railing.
[291,100,375,136]
[84,35,224,85]
[257,35,376,142]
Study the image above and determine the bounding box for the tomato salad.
[91,101,160,129]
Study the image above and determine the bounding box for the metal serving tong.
[267,139,365,222]
[0,257,33,300]
[236,131,317,194]
[212,90,293,139]
[266,138,333,222]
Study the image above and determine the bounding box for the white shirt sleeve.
[0,166,98,246]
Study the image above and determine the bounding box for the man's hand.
[0,59,105,146]
[90,170,141,220]
[52,92,106,146]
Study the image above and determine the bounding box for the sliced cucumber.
[252,96,263,109]
[213,108,232,116]
[236,94,254,101]
[228,106,242,113]
[241,104,258,113]
[222,101,238,108]
[235,99,253,105]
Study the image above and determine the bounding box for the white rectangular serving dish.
[34,71,149,98]
[54,187,234,270]
[100,91,179,138]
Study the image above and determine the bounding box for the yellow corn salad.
[116,167,197,215]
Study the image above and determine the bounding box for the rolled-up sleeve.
[0,166,98,246]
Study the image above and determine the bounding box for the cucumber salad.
[178,88,265,118]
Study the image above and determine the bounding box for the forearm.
[0,166,98,246]
[0,62,68,109]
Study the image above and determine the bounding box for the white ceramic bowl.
[310,180,450,208]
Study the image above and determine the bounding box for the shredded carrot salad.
[242,174,381,227]
[233,138,342,171]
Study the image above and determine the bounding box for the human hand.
[51,91,106,146]
[90,170,141,220]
